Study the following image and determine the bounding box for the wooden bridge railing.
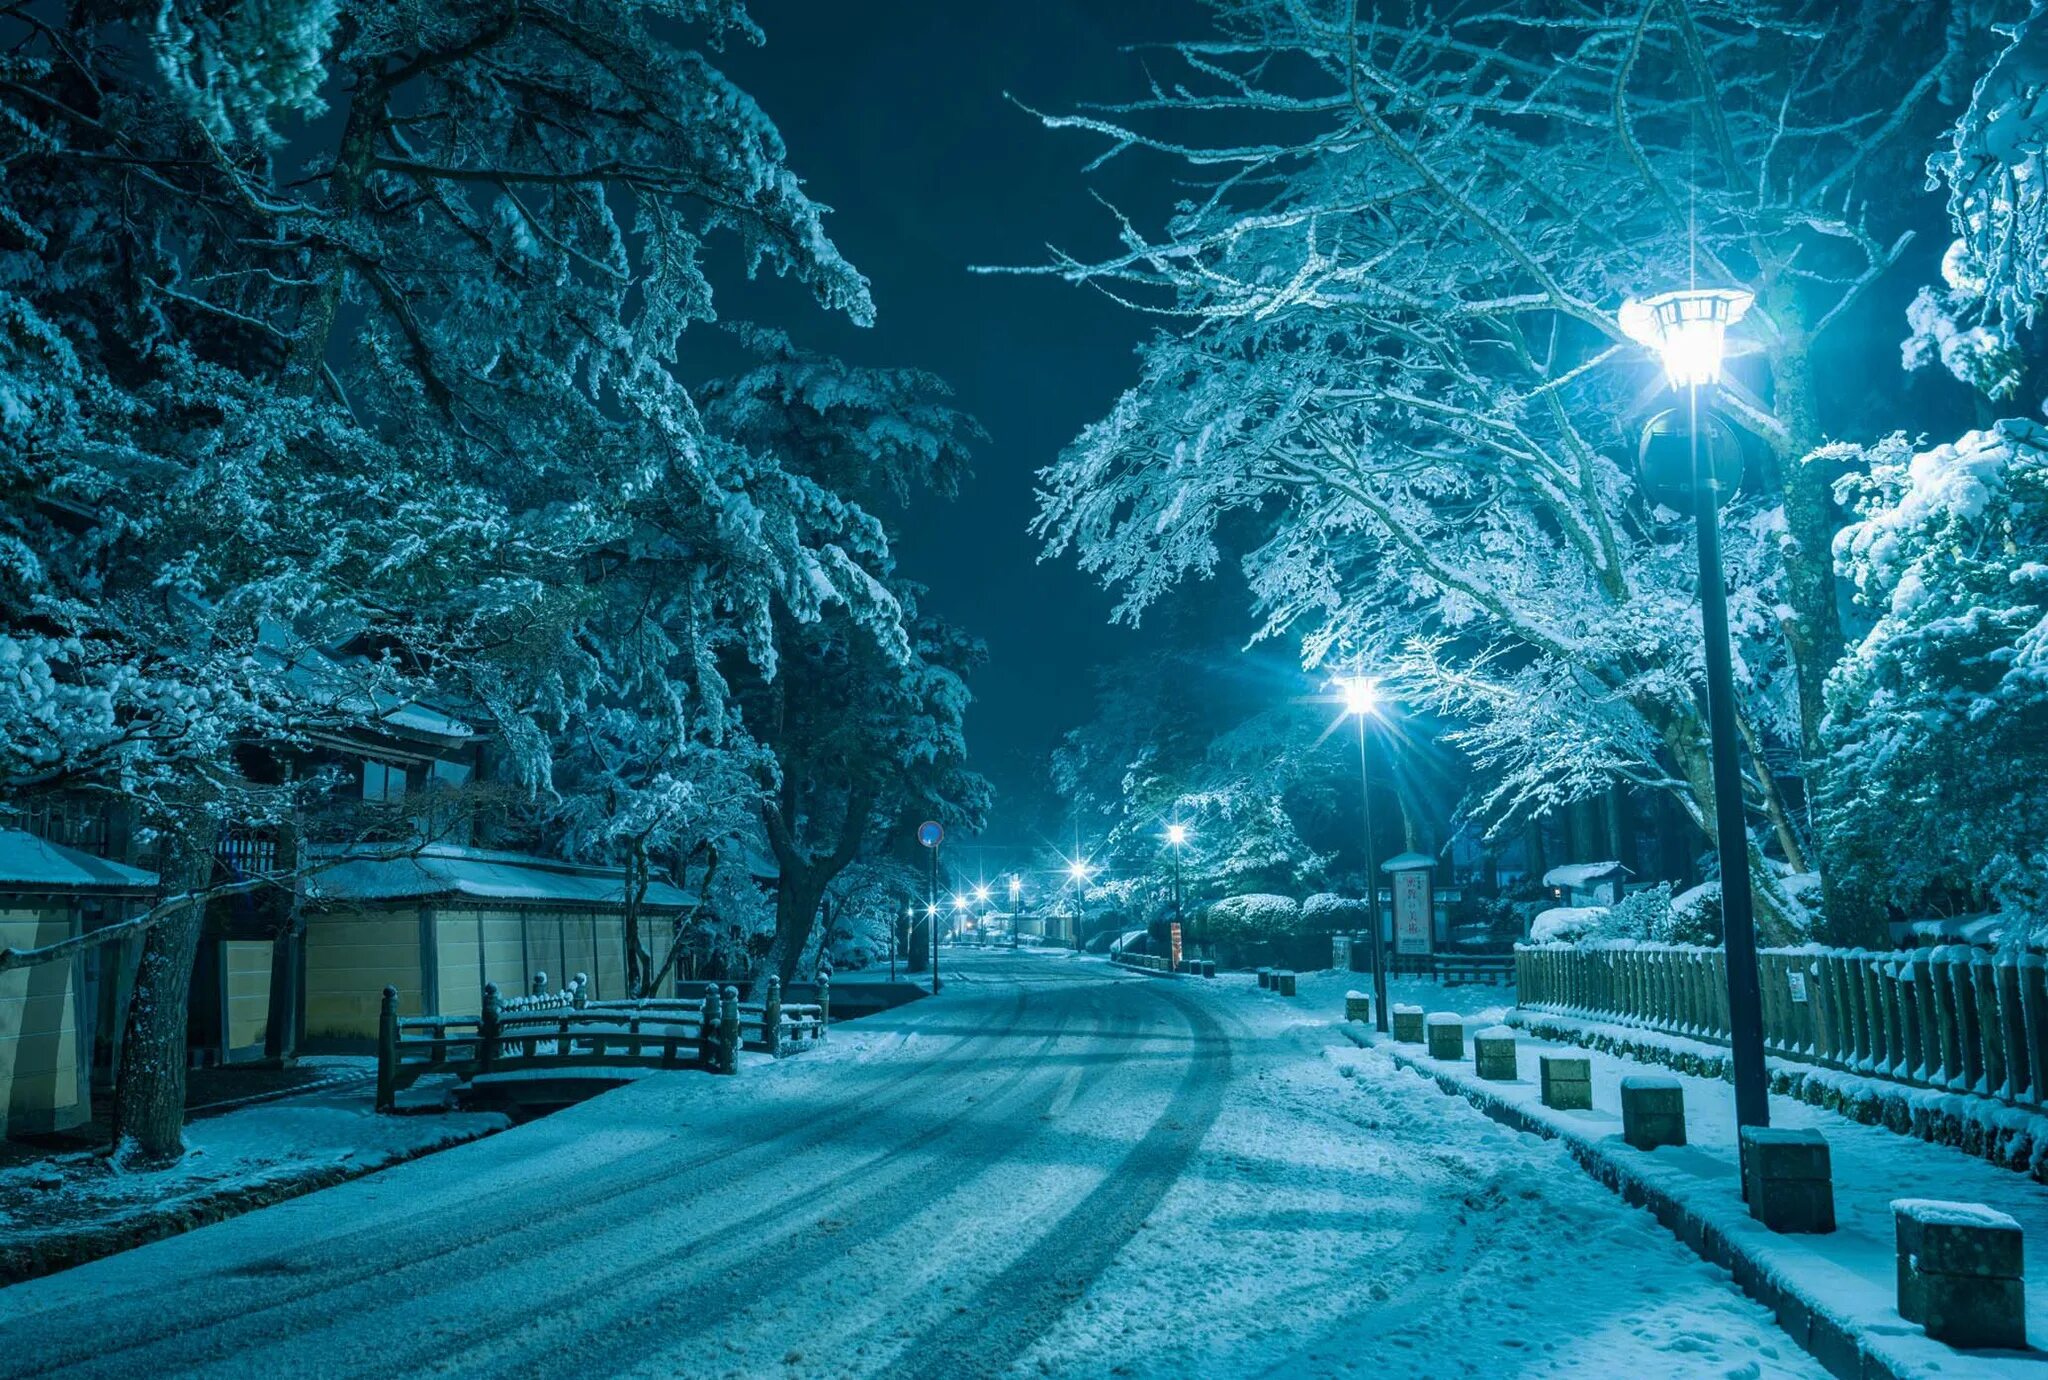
[377,973,829,1112]
[1516,941,2048,1114]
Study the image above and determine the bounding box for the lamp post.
[1066,856,1092,949]
[1164,822,1188,962]
[1339,675,1391,1034]
[1621,286,1769,1132]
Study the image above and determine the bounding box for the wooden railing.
[1516,942,2048,1113]
[376,973,829,1112]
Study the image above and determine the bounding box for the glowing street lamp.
[1619,284,1768,1134]
[1066,858,1094,884]
[1162,823,1191,961]
[1338,673,1390,1034]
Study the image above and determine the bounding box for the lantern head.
[1619,288,1754,389]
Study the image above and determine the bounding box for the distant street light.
[1163,822,1190,963]
[1620,284,1768,1133]
[1339,675,1390,1034]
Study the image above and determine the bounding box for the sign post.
[918,821,944,994]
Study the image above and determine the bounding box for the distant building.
[1542,861,1632,909]
[0,831,157,1136]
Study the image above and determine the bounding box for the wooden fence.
[1516,942,2048,1113]
[376,973,828,1112]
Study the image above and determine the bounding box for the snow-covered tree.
[699,336,990,987]
[1023,0,2015,942]
[0,0,873,1158]
[1821,423,2048,934]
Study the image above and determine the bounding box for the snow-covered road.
[0,951,1816,1379]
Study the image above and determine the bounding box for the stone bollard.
[1472,1026,1517,1081]
[1276,971,1298,997]
[1619,1075,1686,1151]
[719,986,741,1074]
[1424,1013,1463,1061]
[699,988,720,1068]
[1257,968,1273,989]
[1204,960,1216,978]
[1539,1053,1593,1110]
[1741,1127,1835,1234]
[1392,1004,1426,1043]
[1345,990,1373,1023]
[1893,1199,2026,1349]
[818,972,831,1039]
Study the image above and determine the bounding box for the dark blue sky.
[713,1,1208,831]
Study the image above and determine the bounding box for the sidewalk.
[0,1077,506,1284]
[1344,1008,2048,1379]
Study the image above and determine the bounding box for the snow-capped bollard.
[478,981,502,1075]
[698,989,720,1069]
[1424,1013,1463,1061]
[1345,990,1373,1023]
[1276,971,1297,997]
[719,986,741,1074]
[1893,1199,2026,1349]
[1472,1026,1517,1081]
[1539,1054,1593,1110]
[1619,1076,1686,1151]
[818,971,831,1038]
[1202,960,1216,978]
[1392,1004,1426,1043]
[1257,968,1273,989]
[1741,1127,1835,1234]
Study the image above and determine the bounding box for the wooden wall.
[0,902,86,1135]
[222,939,272,1058]
[305,911,423,1041]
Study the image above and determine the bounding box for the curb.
[1337,1023,1908,1380]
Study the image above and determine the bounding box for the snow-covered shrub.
[1528,907,1604,944]
[1821,422,2048,937]
[1301,893,1371,933]
[1202,893,1302,941]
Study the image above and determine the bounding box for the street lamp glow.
[973,883,991,904]
[1619,287,1753,389]
[1165,822,1188,848]
[952,894,967,912]
[1066,858,1093,883]
[925,903,938,918]
[1338,675,1379,719]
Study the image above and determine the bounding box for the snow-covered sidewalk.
[1347,999,2046,1379]
[0,1080,506,1283]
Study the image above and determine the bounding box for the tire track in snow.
[0,982,1052,1379]
[886,981,1231,1380]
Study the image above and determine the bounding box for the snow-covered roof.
[1379,851,1436,872]
[305,844,694,911]
[1543,861,1631,888]
[0,830,158,894]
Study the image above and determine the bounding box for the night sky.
[714,1,1206,834]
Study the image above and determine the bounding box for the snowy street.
[0,950,1812,1379]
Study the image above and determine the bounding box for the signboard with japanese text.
[1393,868,1433,956]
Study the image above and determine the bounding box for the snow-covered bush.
[1201,893,1302,942]
[1528,908,1605,945]
[1301,894,1371,933]
[1820,422,2048,936]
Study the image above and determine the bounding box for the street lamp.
[1621,284,1769,1133]
[1338,675,1390,1034]
[1163,823,1189,965]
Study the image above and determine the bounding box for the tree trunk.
[621,842,648,998]
[110,829,211,1164]
[760,866,827,994]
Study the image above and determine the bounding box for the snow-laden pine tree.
[1023,0,2016,942]
[699,333,991,987]
[0,0,873,1158]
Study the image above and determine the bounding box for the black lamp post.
[1338,676,1391,1033]
[1623,286,1770,1132]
